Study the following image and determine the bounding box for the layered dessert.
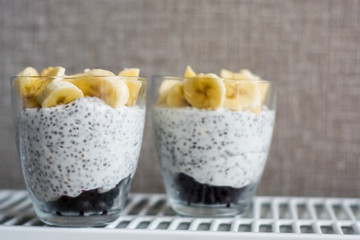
[14,67,145,223]
[153,66,275,215]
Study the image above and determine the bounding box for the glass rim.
[152,75,274,83]
[11,75,147,82]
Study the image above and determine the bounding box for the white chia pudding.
[17,97,145,202]
[153,106,275,189]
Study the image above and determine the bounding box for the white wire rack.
[1,190,360,239]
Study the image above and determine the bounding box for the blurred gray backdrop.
[1,0,360,197]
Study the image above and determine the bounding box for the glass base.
[170,200,250,217]
[37,210,121,227]
[29,176,132,227]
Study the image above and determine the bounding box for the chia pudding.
[17,97,145,215]
[153,106,275,206]
[152,68,275,216]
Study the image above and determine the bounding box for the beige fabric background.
[1,0,360,197]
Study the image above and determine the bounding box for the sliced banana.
[159,80,181,95]
[67,69,129,108]
[183,73,225,110]
[118,68,140,77]
[42,66,66,77]
[17,67,39,77]
[166,83,188,107]
[38,81,84,108]
[157,88,170,105]
[223,80,262,112]
[37,66,66,94]
[184,65,196,77]
[15,67,39,97]
[118,68,142,106]
[41,67,54,76]
[220,69,234,79]
[124,79,142,106]
[14,67,41,108]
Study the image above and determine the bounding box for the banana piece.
[41,67,54,76]
[236,69,267,108]
[157,88,171,105]
[15,67,39,97]
[124,79,142,106]
[118,68,140,77]
[14,67,41,108]
[223,80,262,112]
[184,65,196,77]
[67,69,129,108]
[158,80,181,95]
[38,81,84,108]
[220,69,234,79]
[157,79,182,105]
[183,73,225,110]
[38,66,66,94]
[166,83,188,107]
[118,68,142,106]
[17,67,39,77]
[42,66,66,78]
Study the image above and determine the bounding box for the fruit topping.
[183,73,225,110]
[38,80,84,108]
[67,69,129,108]
[166,83,188,107]
[184,65,196,78]
[157,66,268,113]
[118,68,142,107]
[14,66,143,109]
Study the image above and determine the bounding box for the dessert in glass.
[11,67,147,227]
[152,66,276,217]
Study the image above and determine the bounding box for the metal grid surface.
[1,190,360,239]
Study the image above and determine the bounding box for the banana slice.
[41,67,54,76]
[67,69,129,108]
[220,69,234,79]
[14,67,41,108]
[183,73,225,110]
[38,81,84,108]
[166,83,188,107]
[124,79,142,106]
[159,80,181,95]
[118,68,140,77]
[184,65,196,77]
[15,67,39,96]
[17,67,39,77]
[118,68,142,106]
[223,80,262,112]
[42,66,66,77]
[38,66,66,94]
[157,87,171,105]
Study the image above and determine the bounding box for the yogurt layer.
[18,97,145,201]
[153,106,275,188]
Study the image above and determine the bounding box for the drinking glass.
[11,75,147,226]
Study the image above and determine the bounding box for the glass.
[152,75,276,217]
[11,75,147,227]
